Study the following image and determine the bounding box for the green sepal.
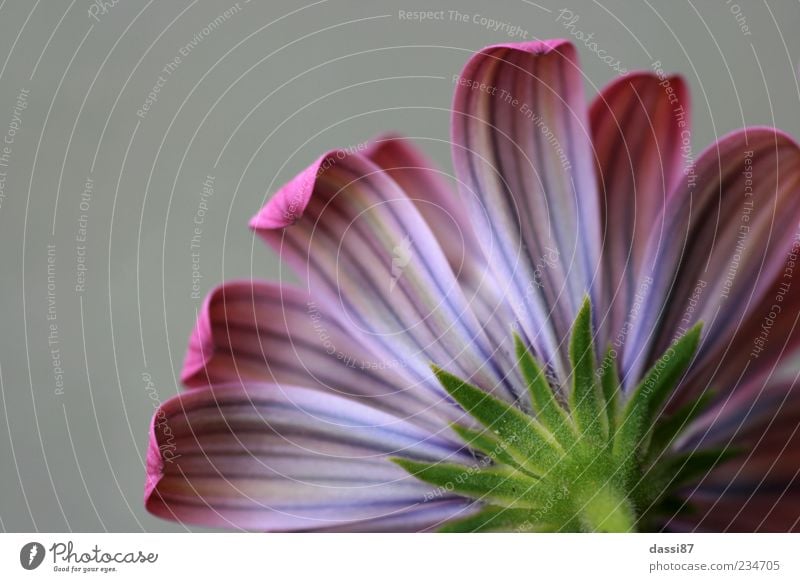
[393,301,729,532]
[613,324,702,466]
[600,347,621,438]
[514,334,575,448]
[438,506,539,532]
[390,458,541,509]
[569,298,607,443]
[450,424,532,475]
[648,390,716,457]
[432,365,563,474]
[636,447,739,512]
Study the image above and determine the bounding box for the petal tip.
[250,149,380,232]
[456,39,579,87]
[249,159,323,230]
[180,288,219,387]
[479,38,575,57]
[143,408,167,509]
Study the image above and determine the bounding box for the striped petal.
[624,128,800,392]
[671,380,800,532]
[251,150,520,402]
[145,383,474,531]
[686,270,800,404]
[307,499,477,532]
[364,134,522,391]
[590,73,690,346]
[451,39,602,382]
[182,280,462,433]
[364,133,482,277]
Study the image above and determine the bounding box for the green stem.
[578,484,636,532]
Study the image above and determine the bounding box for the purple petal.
[625,128,800,392]
[145,383,472,531]
[451,39,601,381]
[364,133,481,277]
[250,150,519,402]
[365,134,522,391]
[182,280,464,434]
[590,72,690,348]
[671,381,800,532]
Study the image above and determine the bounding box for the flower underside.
[394,299,735,532]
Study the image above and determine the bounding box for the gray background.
[0,0,798,532]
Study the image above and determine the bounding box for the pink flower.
[145,40,800,532]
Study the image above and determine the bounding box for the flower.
[144,40,800,532]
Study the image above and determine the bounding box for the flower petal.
[364,133,481,277]
[672,381,800,531]
[307,498,477,532]
[589,73,690,345]
[182,280,463,433]
[625,128,800,390]
[250,150,520,402]
[364,134,522,390]
[685,270,800,405]
[145,383,473,531]
[451,40,601,381]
